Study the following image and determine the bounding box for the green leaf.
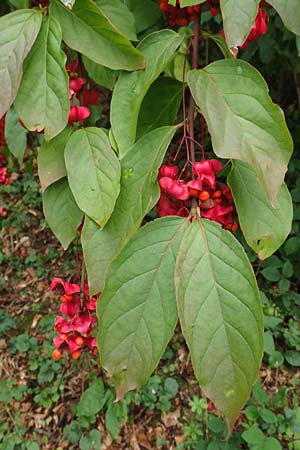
[263,437,282,450]
[180,0,206,6]
[0,9,42,119]
[202,31,235,60]
[14,15,69,141]
[82,126,176,294]
[123,0,162,34]
[4,106,27,163]
[65,127,121,227]
[111,30,183,157]
[43,178,83,249]
[50,0,144,71]
[137,77,182,139]
[268,0,300,36]
[260,408,277,424]
[264,331,275,355]
[175,219,263,429]
[98,217,187,400]
[188,59,293,205]
[82,56,117,91]
[9,0,30,7]
[252,383,269,404]
[38,127,74,192]
[220,0,259,49]
[96,0,137,41]
[105,402,127,440]
[77,379,106,417]
[228,161,293,260]
[268,350,284,368]
[79,430,101,450]
[260,267,281,282]
[242,425,264,445]
[285,350,300,367]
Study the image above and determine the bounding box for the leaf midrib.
[103,219,187,377]
[197,219,237,397]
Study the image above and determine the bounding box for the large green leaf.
[50,0,144,71]
[219,0,259,49]
[175,219,263,429]
[96,0,137,41]
[98,216,187,400]
[202,31,234,60]
[82,126,176,294]
[137,77,182,139]
[187,59,293,206]
[110,30,182,157]
[4,107,27,163]
[228,161,292,260]
[38,127,74,192]
[0,9,42,119]
[43,178,84,249]
[65,127,121,227]
[14,15,69,141]
[268,0,300,36]
[122,0,161,34]
[82,55,117,91]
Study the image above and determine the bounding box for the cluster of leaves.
[1,0,300,431]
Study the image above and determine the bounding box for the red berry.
[199,190,210,201]
[212,190,222,199]
[71,350,81,360]
[75,336,85,346]
[231,222,238,232]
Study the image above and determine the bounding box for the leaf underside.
[187,59,293,205]
[64,127,121,227]
[14,15,69,140]
[0,9,42,118]
[175,219,263,429]
[228,160,293,260]
[82,126,176,294]
[98,216,188,400]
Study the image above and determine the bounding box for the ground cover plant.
[0,0,300,448]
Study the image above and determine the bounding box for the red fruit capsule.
[52,349,62,360]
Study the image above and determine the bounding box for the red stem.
[188,11,201,171]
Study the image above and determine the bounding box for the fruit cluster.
[0,153,10,188]
[51,277,100,360]
[157,159,238,231]
[159,1,268,49]
[159,0,201,26]
[66,59,100,126]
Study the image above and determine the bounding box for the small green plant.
[131,374,179,412]
[0,309,16,336]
